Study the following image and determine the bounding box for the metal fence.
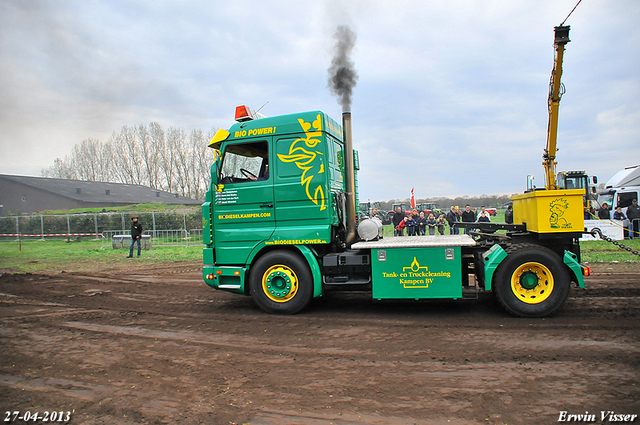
[0,211,204,247]
[100,229,203,248]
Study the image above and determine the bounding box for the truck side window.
[219,141,269,184]
[618,192,638,209]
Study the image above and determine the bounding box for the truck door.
[213,139,274,264]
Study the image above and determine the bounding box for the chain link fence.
[0,211,204,248]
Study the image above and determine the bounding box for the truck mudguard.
[563,250,586,289]
[482,244,508,291]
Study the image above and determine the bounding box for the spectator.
[446,206,460,235]
[406,213,417,236]
[426,213,437,235]
[396,216,407,236]
[417,211,427,236]
[480,206,491,222]
[598,203,611,220]
[127,216,143,258]
[436,214,446,235]
[626,199,640,239]
[461,204,475,234]
[505,205,514,224]
[613,207,629,239]
[613,207,627,220]
[477,211,490,223]
[392,206,405,236]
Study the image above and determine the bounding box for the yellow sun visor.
[208,129,230,149]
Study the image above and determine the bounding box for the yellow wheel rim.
[510,262,554,304]
[262,265,299,303]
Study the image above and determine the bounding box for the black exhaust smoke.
[328,25,358,113]
[328,25,358,245]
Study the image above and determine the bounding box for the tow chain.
[590,228,640,257]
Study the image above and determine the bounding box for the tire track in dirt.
[1,269,639,424]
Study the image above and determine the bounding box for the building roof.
[0,174,202,206]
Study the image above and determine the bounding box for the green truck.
[202,104,589,318]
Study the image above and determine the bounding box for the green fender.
[483,244,586,290]
[294,245,324,298]
[563,250,585,288]
[483,244,508,291]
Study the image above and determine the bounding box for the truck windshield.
[219,141,269,183]
[597,193,613,208]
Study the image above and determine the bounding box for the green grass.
[40,203,198,215]
[1,228,638,275]
[0,238,202,274]
[580,239,640,263]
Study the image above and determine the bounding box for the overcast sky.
[1,0,638,201]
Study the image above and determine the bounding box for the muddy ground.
[0,262,639,425]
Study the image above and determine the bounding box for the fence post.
[15,216,19,234]
[121,213,125,232]
[67,214,71,234]
[40,215,44,236]
[152,212,157,238]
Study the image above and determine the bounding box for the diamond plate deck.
[351,235,477,249]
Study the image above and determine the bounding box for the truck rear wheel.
[249,250,313,314]
[494,245,570,317]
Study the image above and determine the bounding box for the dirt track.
[1,262,639,425]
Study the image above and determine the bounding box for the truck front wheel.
[494,245,570,317]
[249,250,313,314]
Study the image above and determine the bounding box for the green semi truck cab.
[202,106,588,317]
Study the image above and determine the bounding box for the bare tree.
[42,122,218,199]
[42,156,77,179]
[137,124,162,189]
[73,137,112,181]
[111,125,143,185]
[168,127,190,197]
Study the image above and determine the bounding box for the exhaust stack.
[342,112,357,245]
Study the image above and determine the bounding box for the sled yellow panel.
[511,189,584,234]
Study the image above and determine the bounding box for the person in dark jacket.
[612,207,629,239]
[392,207,405,236]
[446,206,459,235]
[417,211,427,235]
[504,205,514,224]
[598,203,611,220]
[461,204,475,234]
[406,213,417,236]
[127,216,144,258]
[477,211,491,223]
[436,214,446,235]
[426,213,437,235]
[627,199,640,239]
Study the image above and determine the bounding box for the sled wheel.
[250,250,313,314]
[494,245,570,317]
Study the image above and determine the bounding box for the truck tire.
[493,244,570,317]
[249,250,313,314]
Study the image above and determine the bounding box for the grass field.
[0,239,202,274]
[1,231,638,274]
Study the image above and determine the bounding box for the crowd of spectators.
[389,204,500,236]
[597,199,639,239]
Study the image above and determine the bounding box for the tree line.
[376,194,515,212]
[41,123,217,200]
